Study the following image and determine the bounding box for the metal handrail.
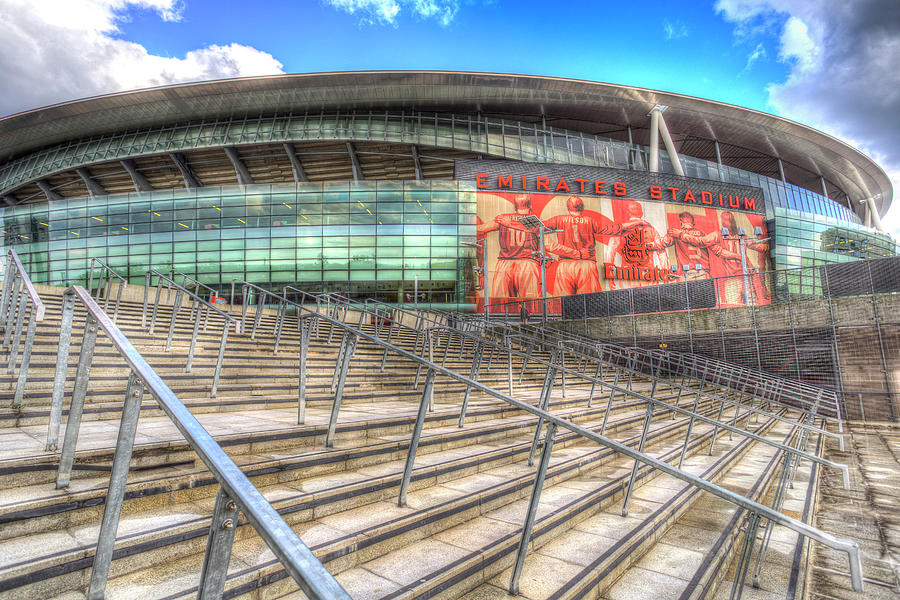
[168,267,221,300]
[491,319,843,424]
[143,269,240,397]
[87,257,127,323]
[50,286,350,599]
[424,323,847,456]
[226,285,864,593]
[0,249,45,407]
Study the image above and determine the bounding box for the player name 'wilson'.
[475,173,758,212]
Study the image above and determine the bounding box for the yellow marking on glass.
[283,203,292,208]
[237,218,246,224]
[178,222,189,228]
[366,209,372,214]
[70,231,79,236]
[416,199,422,206]
[121,226,129,231]
[213,205,222,211]
[39,222,49,227]
[300,215,308,220]
[18,235,29,240]
[91,216,103,221]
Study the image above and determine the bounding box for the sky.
[0,0,897,237]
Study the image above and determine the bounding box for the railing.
[480,317,844,426]
[224,282,864,594]
[0,249,45,408]
[143,269,240,397]
[86,257,127,323]
[483,255,900,420]
[47,286,350,599]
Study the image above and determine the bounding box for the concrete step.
[0,399,736,599]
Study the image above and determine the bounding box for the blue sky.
[0,0,897,235]
[113,0,789,114]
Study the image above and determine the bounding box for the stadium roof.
[0,71,891,216]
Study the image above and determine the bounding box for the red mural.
[474,192,771,312]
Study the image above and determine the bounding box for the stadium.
[0,71,896,599]
[0,71,895,308]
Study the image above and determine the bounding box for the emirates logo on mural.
[622,227,650,264]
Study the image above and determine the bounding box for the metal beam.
[169,153,201,188]
[820,176,828,198]
[346,142,363,181]
[863,197,887,233]
[1,195,16,207]
[120,159,153,192]
[656,109,685,177]
[282,143,308,183]
[714,139,725,182]
[777,158,787,183]
[648,109,660,173]
[36,180,62,201]
[224,147,254,185]
[411,145,423,180]
[75,168,107,197]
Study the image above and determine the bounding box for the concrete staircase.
[0,285,855,599]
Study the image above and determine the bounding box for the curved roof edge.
[0,71,891,216]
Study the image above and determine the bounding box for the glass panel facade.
[773,207,898,276]
[0,109,866,229]
[0,181,480,309]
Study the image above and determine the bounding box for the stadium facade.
[0,71,894,309]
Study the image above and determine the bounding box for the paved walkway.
[811,421,900,599]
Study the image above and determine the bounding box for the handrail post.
[87,372,145,599]
[211,321,230,399]
[458,339,483,427]
[298,318,310,424]
[622,400,654,517]
[0,257,14,326]
[510,421,557,595]
[142,272,150,328]
[56,314,99,488]
[398,368,436,506]
[186,305,202,373]
[12,306,38,409]
[7,284,27,373]
[326,332,357,448]
[197,489,240,600]
[165,289,184,352]
[3,274,21,347]
[528,350,558,466]
[46,294,76,451]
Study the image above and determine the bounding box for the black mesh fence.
[487,255,900,422]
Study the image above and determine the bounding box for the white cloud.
[0,0,283,117]
[716,0,900,240]
[663,19,688,40]
[323,0,459,26]
[744,42,766,70]
[777,16,819,71]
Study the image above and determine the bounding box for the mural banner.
[475,190,771,313]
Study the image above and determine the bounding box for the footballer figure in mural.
[606,200,669,289]
[542,196,650,296]
[677,211,747,305]
[477,195,541,300]
[662,211,740,280]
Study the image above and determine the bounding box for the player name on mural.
[474,173,759,212]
